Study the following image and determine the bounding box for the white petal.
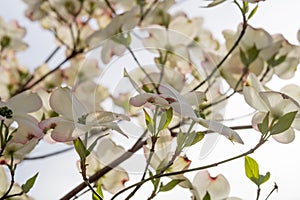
[95,138,125,165]
[183,91,206,106]
[243,87,268,112]
[272,127,295,144]
[39,117,87,142]
[292,114,300,131]
[6,91,42,114]
[0,166,9,192]
[259,91,299,117]
[251,112,267,131]
[194,118,244,144]
[192,170,230,200]
[49,87,87,120]
[13,114,44,144]
[100,167,129,194]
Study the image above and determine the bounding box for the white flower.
[243,73,300,143]
[0,91,43,144]
[84,138,129,194]
[191,170,234,200]
[39,87,129,142]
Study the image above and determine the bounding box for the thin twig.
[192,2,248,92]
[265,183,278,200]
[24,147,73,160]
[111,137,266,199]
[60,131,148,200]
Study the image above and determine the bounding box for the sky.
[1,0,300,199]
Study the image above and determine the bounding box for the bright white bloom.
[130,84,243,144]
[84,138,129,194]
[0,91,43,144]
[191,170,235,200]
[39,87,129,142]
[244,73,300,143]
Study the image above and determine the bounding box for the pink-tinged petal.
[272,127,295,144]
[100,167,129,194]
[194,118,244,144]
[6,91,42,114]
[12,114,43,144]
[6,139,38,163]
[243,87,268,112]
[39,117,87,142]
[49,87,87,121]
[129,93,154,107]
[169,156,191,172]
[192,170,230,200]
[129,93,169,107]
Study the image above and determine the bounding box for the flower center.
[0,106,13,119]
[77,114,88,124]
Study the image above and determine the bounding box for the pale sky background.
[1,0,300,200]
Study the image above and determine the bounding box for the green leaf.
[258,112,269,135]
[259,172,270,185]
[158,108,173,132]
[268,55,287,67]
[159,179,184,192]
[248,4,258,20]
[184,131,205,147]
[143,109,154,134]
[240,48,248,66]
[247,45,259,64]
[73,138,90,163]
[176,130,185,150]
[203,191,211,200]
[245,156,259,185]
[270,111,297,135]
[92,184,104,200]
[21,173,39,193]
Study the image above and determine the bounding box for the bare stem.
[24,147,73,160]
[191,2,248,92]
[60,131,147,200]
[111,137,265,199]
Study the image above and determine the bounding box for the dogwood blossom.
[130,84,243,144]
[243,73,300,143]
[84,137,129,194]
[191,170,239,200]
[39,87,129,142]
[0,91,43,144]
